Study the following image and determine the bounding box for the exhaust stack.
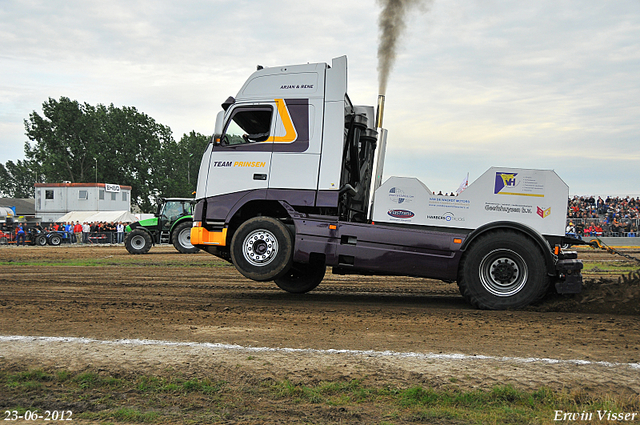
[371,94,389,213]
[375,94,385,129]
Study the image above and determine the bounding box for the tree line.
[0,97,210,212]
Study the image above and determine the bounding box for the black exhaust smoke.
[377,0,433,96]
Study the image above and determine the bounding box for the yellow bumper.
[190,227,227,246]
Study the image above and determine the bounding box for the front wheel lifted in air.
[274,261,326,294]
[125,229,152,254]
[457,230,549,310]
[230,217,293,282]
[172,221,199,253]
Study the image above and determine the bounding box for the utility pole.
[94,158,98,211]
[187,153,194,186]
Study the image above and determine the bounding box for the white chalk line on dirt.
[1,335,639,370]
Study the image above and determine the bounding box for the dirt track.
[1,245,640,416]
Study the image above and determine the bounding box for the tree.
[151,131,211,200]
[23,97,177,212]
[181,131,211,192]
[0,159,38,198]
[95,103,175,212]
[175,131,210,196]
[24,97,102,184]
[11,97,211,211]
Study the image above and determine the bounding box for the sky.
[1,0,639,196]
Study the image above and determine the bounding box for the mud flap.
[554,251,583,294]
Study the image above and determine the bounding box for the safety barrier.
[566,218,638,238]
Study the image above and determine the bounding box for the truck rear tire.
[274,261,326,294]
[458,230,549,310]
[172,221,199,253]
[230,217,293,282]
[125,229,152,254]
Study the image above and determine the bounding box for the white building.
[35,182,132,223]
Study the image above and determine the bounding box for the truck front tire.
[274,261,326,294]
[125,229,152,254]
[458,230,549,310]
[172,221,199,253]
[230,217,293,281]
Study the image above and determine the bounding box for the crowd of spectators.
[567,195,639,237]
[34,221,127,244]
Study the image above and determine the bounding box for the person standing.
[116,222,124,244]
[65,222,74,243]
[83,222,91,244]
[74,221,83,244]
[15,224,26,246]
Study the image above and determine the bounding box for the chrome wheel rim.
[479,249,528,297]
[242,229,278,267]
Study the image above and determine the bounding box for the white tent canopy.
[0,206,15,218]
[56,210,138,223]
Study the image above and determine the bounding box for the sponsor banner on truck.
[372,167,568,236]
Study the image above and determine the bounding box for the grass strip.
[2,368,638,424]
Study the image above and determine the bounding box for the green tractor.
[124,198,198,254]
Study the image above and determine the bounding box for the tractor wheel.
[48,234,62,246]
[172,221,199,253]
[0,237,7,245]
[125,229,152,254]
[230,217,293,281]
[35,235,47,246]
[457,230,549,310]
[274,261,325,294]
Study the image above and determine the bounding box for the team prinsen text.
[212,161,266,168]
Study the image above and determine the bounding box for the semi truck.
[190,56,582,310]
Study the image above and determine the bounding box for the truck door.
[205,103,278,197]
[268,98,320,192]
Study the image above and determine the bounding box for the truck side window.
[222,107,272,145]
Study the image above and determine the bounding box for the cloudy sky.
[1,0,639,196]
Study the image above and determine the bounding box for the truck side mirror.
[213,111,225,145]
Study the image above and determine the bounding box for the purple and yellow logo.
[494,172,518,194]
